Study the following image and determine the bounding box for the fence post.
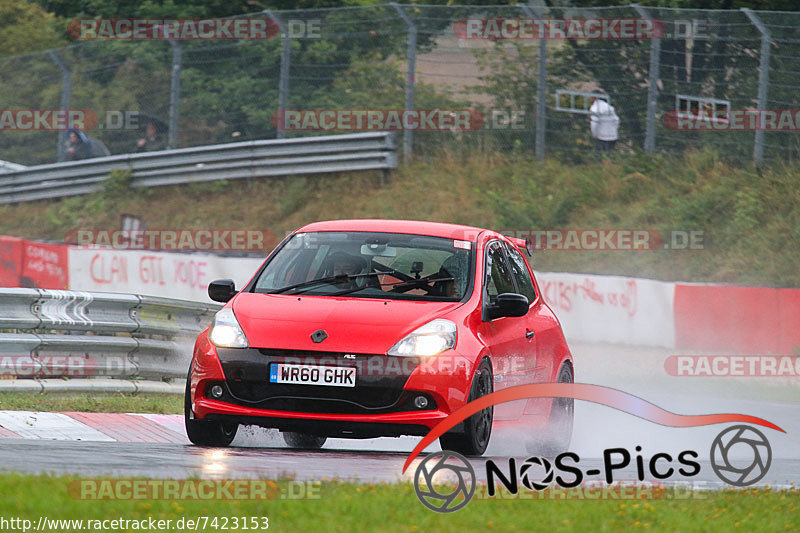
[521,4,546,161]
[392,3,416,163]
[48,51,71,162]
[632,4,660,153]
[168,40,182,149]
[267,10,291,140]
[742,8,770,164]
[535,32,546,160]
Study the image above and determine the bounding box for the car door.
[499,242,543,384]
[477,240,530,421]
[502,242,564,418]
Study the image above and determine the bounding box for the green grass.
[0,392,182,413]
[0,148,796,287]
[0,474,796,532]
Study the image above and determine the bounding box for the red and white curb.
[0,411,421,451]
[0,411,188,443]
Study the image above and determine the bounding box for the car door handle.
[525,330,535,339]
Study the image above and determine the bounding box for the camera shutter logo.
[520,456,554,491]
[710,425,772,487]
[413,451,476,513]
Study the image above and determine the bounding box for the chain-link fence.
[1,4,798,166]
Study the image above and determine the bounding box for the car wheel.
[184,373,238,447]
[282,432,327,449]
[527,362,574,456]
[439,358,493,456]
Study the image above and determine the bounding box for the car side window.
[485,241,516,304]
[503,243,536,303]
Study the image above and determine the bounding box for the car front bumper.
[194,397,450,437]
[189,334,476,437]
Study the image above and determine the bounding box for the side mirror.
[486,292,529,320]
[208,279,236,303]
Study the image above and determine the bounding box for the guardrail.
[0,132,398,204]
[0,288,220,387]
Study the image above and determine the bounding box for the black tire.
[282,432,327,449]
[184,375,238,447]
[527,362,574,456]
[439,358,493,456]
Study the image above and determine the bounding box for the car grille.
[215,348,423,414]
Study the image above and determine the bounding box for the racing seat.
[320,251,380,290]
[431,255,465,298]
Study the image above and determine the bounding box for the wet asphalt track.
[3,343,799,487]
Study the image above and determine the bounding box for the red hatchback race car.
[186,219,574,456]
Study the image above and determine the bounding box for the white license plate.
[269,363,356,388]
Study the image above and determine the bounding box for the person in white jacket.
[589,95,620,152]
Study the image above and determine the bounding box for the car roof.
[296,219,491,241]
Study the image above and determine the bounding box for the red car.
[186,219,574,456]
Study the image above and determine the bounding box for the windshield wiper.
[329,276,454,297]
[268,272,382,294]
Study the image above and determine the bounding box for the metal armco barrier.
[0,132,397,204]
[0,378,183,394]
[0,288,221,382]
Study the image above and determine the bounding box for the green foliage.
[102,168,133,197]
[0,472,798,532]
[0,391,181,413]
[0,0,64,56]
[185,179,230,195]
[269,176,311,218]
[45,193,107,233]
[477,148,798,287]
[730,187,763,233]
[0,147,796,287]
[41,170,139,234]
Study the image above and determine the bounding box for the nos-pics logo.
[406,384,783,513]
[413,425,773,513]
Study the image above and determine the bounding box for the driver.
[326,251,367,289]
[437,255,466,298]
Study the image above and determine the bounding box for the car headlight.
[387,319,456,357]
[209,308,249,348]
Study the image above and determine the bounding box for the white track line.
[0,411,114,441]
[134,413,187,439]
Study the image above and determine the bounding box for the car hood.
[231,292,464,354]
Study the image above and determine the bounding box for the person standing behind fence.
[136,122,166,152]
[65,128,111,161]
[65,128,92,160]
[589,95,619,152]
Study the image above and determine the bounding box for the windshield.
[252,231,474,301]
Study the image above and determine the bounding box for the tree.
[0,0,64,57]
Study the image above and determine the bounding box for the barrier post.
[742,8,771,164]
[168,40,182,149]
[267,10,291,140]
[392,3,417,163]
[632,4,661,153]
[48,51,72,162]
